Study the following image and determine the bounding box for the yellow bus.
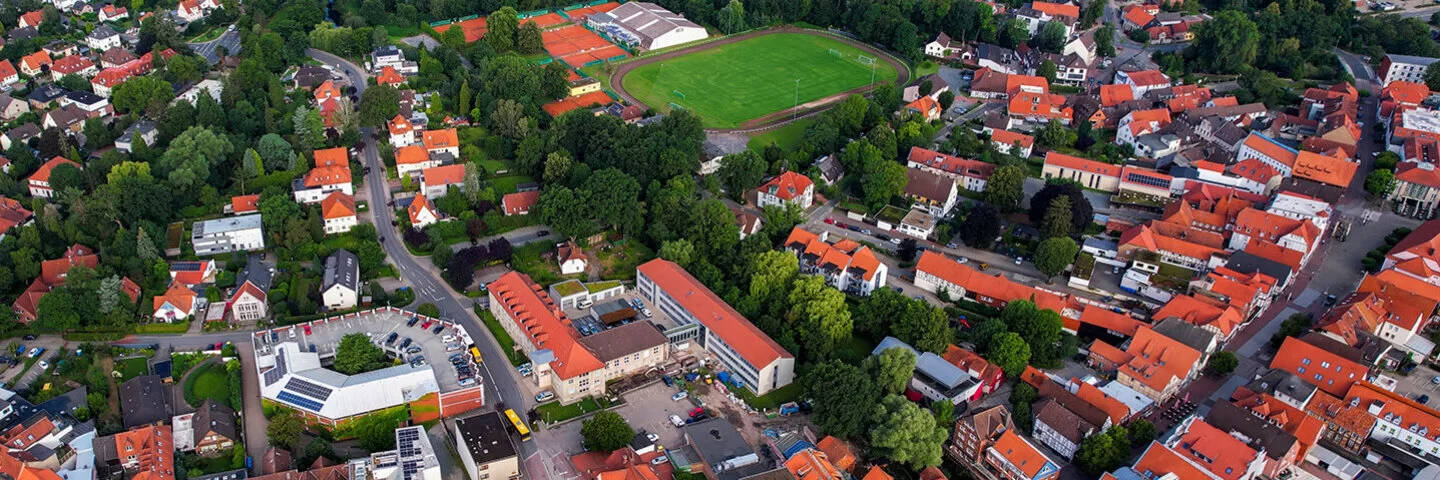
[469,347,483,363]
[504,409,531,441]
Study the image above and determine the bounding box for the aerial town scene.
[0,0,1438,479]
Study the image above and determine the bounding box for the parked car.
[37,361,47,369]
[535,391,555,402]
[670,415,685,427]
[21,335,35,341]
[671,392,688,402]
[303,325,312,335]
[385,333,399,345]
[400,338,413,349]
[824,218,834,225]
[651,456,670,465]
[1420,394,1431,404]
[407,317,420,328]
[432,325,445,334]
[406,346,422,354]
[889,238,902,245]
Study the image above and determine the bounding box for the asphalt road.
[306,49,537,460]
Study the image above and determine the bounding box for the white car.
[535,391,555,402]
[956,257,968,264]
[651,456,670,465]
[37,361,47,369]
[669,415,685,427]
[671,392,688,401]
[646,433,659,443]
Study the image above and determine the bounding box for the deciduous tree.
[869,395,947,468]
[1035,237,1079,280]
[581,411,635,452]
[865,347,917,395]
[803,360,879,438]
[984,165,1025,211]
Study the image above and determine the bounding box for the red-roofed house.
[17,10,43,29]
[376,66,405,86]
[1008,90,1072,126]
[422,128,461,158]
[49,55,96,80]
[394,145,437,178]
[942,345,1004,400]
[636,259,795,394]
[1118,224,1223,271]
[421,164,466,198]
[0,197,33,236]
[1117,70,1171,97]
[1099,84,1135,107]
[1237,133,1300,175]
[388,114,418,147]
[502,190,540,216]
[0,60,18,87]
[153,282,198,322]
[408,193,438,228]
[1271,336,1370,397]
[1130,441,1216,480]
[1292,150,1358,189]
[1117,325,1203,401]
[320,192,357,234]
[230,194,260,215]
[914,251,1073,317]
[168,260,216,286]
[1153,294,1245,342]
[1167,418,1266,480]
[27,157,80,198]
[784,227,890,296]
[18,51,51,78]
[904,96,941,121]
[1341,380,1440,457]
[982,430,1060,480]
[906,146,997,192]
[100,5,129,21]
[988,129,1035,157]
[1115,108,1172,147]
[1041,152,1121,192]
[1229,208,1322,261]
[292,148,352,204]
[757,171,815,209]
[1121,5,1156,30]
[490,271,669,404]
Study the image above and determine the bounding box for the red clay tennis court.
[542,90,613,116]
[558,45,628,68]
[433,17,487,42]
[523,12,568,29]
[562,2,619,21]
[542,25,617,58]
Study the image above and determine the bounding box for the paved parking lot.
[258,310,477,390]
[544,381,701,454]
[1390,364,1440,407]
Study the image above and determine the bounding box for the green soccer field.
[620,33,901,128]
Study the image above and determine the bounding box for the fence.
[428,14,478,27]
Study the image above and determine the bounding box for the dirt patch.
[608,26,911,133]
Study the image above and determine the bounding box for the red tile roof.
[1119,224,1223,263]
[489,271,604,379]
[154,282,197,316]
[990,129,1034,149]
[1228,158,1282,184]
[28,157,77,186]
[760,171,814,201]
[1154,294,1243,337]
[1044,151,1120,177]
[502,190,541,216]
[1123,69,1169,87]
[423,164,466,188]
[231,194,259,214]
[1292,150,1358,188]
[422,128,459,151]
[1100,84,1135,107]
[1342,381,1440,448]
[991,430,1055,478]
[915,251,1068,313]
[1132,441,1213,480]
[320,192,355,220]
[1270,336,1368,396]
[1120,325,1202,393]
[18,53,49,74]
[407,192,436,224]
[1030,1,1080,17]
[1078,306,1142,336]
[112,425,174,480]
[638,259,793,367]
[1122,5,1155,27]
[50,55,94,75]
[906,146,997,179]
[376,66,404,86]
[0,60,18,80]
[313,147,348,167]
[1233,207,1320,247]
[0,197,32,233]
[395,145,428,166]
[1173,420,1259,480]
[1241,134,1300,168]
[39,244,96,286]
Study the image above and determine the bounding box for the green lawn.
[490,175,536,195]
[723,381,803,410]
[535,396,614,424]
[117,357,149,381]
[475,307,528,367]
[621,33,900,128]
[184,362,231,407]
[748,119,815,152]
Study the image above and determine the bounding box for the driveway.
[188,29,240,65]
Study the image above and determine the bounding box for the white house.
[408,194,438,228]
[395,145,439,178]
[420,164,465,198]
[1115,70,1171,97]
[897,208,938,239]
[320,191,357,235]
[388,114,418,147]
[924,32,964,58]
[176,79,223,105]
[230,257,271,322]
[153,282,199,322]
[85,25,121,51]
[558,241,587,275]
[27,157,81,199]
[783,228,890,296]
[421,129,460,160]
[191,214,265,256]
[293,148,353,203]
[321,249,359,310]
[1228,208,1321,257]
[756,171,814,210]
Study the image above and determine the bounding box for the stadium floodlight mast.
[792,79,801,121]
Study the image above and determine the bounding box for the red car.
[689,407,705,418]
[303,325,312,335]
[824,218,835,225]
[421,320,433,329]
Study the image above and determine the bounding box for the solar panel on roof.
[284,377,333,400]
[170,262,204,271]
[276,391,324,412]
